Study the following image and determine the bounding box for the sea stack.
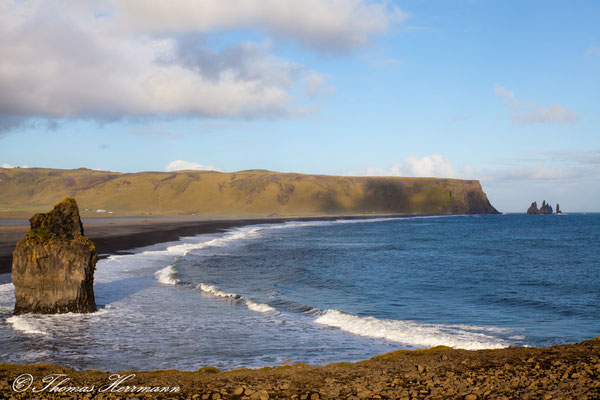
[556,203,562,214]
[540,201,553,214]
[527,201,553,215]
[527,201,539,214]
[12,198,97,314]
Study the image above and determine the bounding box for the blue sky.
[1,0,599,212]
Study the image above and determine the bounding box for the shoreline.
[1,337,598,399]
[2,216,599,398]
[0,213,437,276]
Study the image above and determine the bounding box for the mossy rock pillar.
[12,198,97,314]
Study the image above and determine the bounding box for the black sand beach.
[0,215,403,276]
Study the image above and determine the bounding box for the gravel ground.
[1,337,599,399]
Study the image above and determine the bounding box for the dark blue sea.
[1,214,598,371]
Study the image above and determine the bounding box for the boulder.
[12,198,97,314]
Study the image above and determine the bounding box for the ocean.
[0,214,598,371]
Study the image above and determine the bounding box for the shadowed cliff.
[0,168,499,217]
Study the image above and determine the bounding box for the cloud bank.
[0,0,402,132]
[349,154,473,179]
[1,162,29,169]
[494,86,578,125]
[115,0,405,52]
[165,160,223,172]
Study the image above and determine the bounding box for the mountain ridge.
[0,167,499,217]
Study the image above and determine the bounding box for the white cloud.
[303,73,336,98]
[1,162,29,168]
[485,166,587,182]
[494,86,518,108]
[115,0,404,52]
[513,104,578,125]
[494,85,578,125]
[165,160,223,172]
[348,154,474,179]
[586,46,600,56]
[0,0,401,131]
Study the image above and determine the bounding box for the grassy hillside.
[0,168,499,218]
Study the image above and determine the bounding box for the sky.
[1,0,599,212]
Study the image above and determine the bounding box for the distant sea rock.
[527,201,539,214]
[527,200,554,215]
[540,201,553,214]
[12,198,97,314]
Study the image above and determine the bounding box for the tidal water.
[0,214,598,371]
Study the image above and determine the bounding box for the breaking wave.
[6,315,48,335]
[197,283,275,313]
[315,309,508,350]
[154,265,182,285]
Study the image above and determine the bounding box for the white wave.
[334,217,401,224]
[315,309,508,350]
[265,215,466,233]
[6,315,48,335]
[0,283,15,313]
[0,283,14,293]
[245,299,276,313]
[197,283,240,299]
[154,265,181,285]
[164,227,263,256]
[197,283,275,313]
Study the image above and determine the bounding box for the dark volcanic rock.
[527,201,539,214]
[556,203,562,214]
[540,200,553,214]
[527,200,553,215]
[463,184,500,214]
[12,198,97,314]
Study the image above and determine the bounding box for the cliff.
[0,168,499,217]
[12,198,97,314]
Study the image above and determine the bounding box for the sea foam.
[245,299,276,313]
[315,309,508,350]
[6,316,48,335]
[197,283,275,313]
[164,227,263,256]
[154,265,182,285]
[197,283,241,299]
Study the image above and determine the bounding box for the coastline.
[0,213,431,276]
[1,216,599,398]
[1,337,598,399]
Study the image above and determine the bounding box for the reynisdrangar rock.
[12,198,97,314]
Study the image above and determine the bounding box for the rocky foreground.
[1,337,598,399]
